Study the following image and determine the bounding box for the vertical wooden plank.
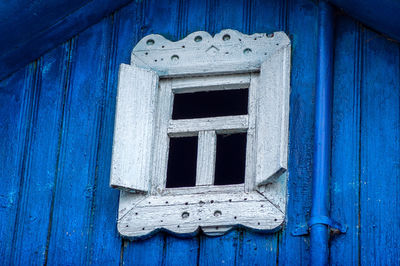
[240,1,284,265]
[278,0,318,265]
[141,0,180,40]
[195,1,250,264]
[0,66,34,265]
[250,0,285,33]
[238,232,277,266]
[10,44,70,265]
[118,1,181,264]
[360,29,400,265]
[123,235,165,266]
[208,0,246,34]
[196,131,217,186]
[199,230,240,265]
[197,0,246,264]
[46,18,113,265]
[86,13,126,264]
[160,2,204,265]
[164,236,199,266]
[185,0,207,34]
[330,16,361,265]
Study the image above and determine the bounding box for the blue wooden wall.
[0,0,399,264]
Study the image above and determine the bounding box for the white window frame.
[110,29,291,239]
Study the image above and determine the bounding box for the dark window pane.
[214,133,246,185]
[166,137,198,188]
[172,89,248,119]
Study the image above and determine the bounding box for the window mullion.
[195,130,217,186]
[168,115,248,137]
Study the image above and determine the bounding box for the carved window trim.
[110,29,291,239]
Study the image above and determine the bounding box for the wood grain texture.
[120,0,182,264]
[239,231,278,266]
[45,18,113,265]
[277,0,318,265]
[360,28,400,265]
[164,236,199,266]
[118,190,284,238]
[114,32,289,238]
[130,29,290,77]
[240,1,285,262]
[171,73,250,93]
[198,0,247,263]
[110,64,159,192]
[255,46,290,186]
[0,66,34,265]
[122,234,165,266]
[2,0,400,264]
[330,15,361,265]
[168,115,249,137]
[10,45,70,265]
[196,131,217,186]
[199,230,240,265]
[113,6,290,238]
[87,14,124,264]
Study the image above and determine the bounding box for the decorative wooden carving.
[110,29,291,239]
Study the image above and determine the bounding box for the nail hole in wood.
[214,210,222,217]
[171,55,179,62]
[243,48,252,55]
[223,34,231,41]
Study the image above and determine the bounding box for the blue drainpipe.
[310,1,334,265]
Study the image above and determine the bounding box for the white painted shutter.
[110,64,159,192]
[255,46,290,186]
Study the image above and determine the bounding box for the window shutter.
[255,46,290,186]
[110,64,159,192]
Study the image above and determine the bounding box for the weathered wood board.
[1,0,400,264]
